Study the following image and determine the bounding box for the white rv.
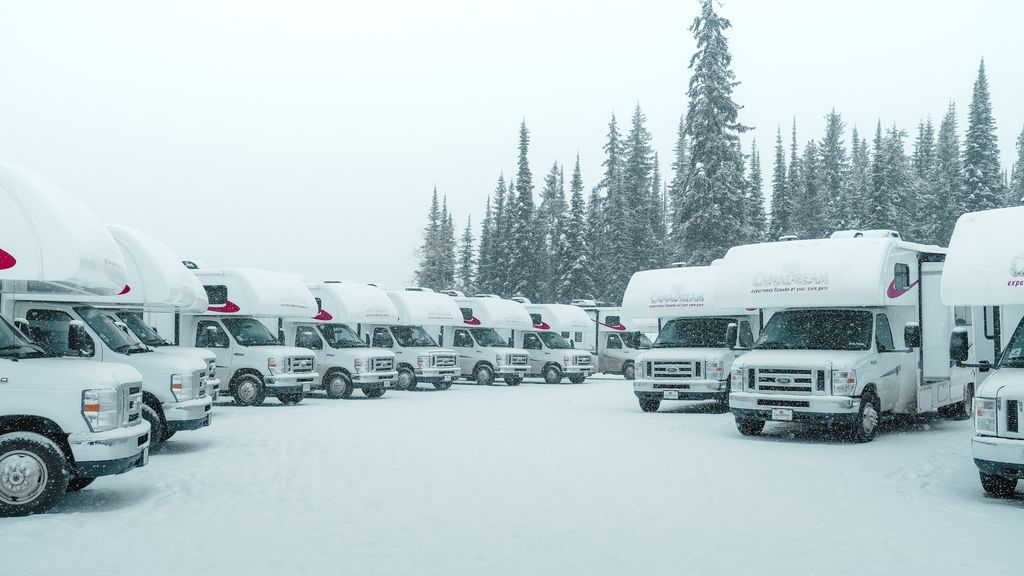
[179,268,319,406]
[282,282,398,399]
[366,288,460,390]
[0,162,149,516]
[718,231,975,442]
[443,293,531,386]
[572,301,652,380]
[622,265,758,412]
[515,301,593,384]
[942,207,1024,497]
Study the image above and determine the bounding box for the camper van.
[572,301,652,379]
[515,301,593,384]
[622,265,758,412]
[942,207,1024,497]
[718,231,975,442]
[178,268,319,406]
[282,282,398,399]
[443,293,531,386]
[366,288,460,390]
[0,162,149,516]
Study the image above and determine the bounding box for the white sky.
[1,0,1021,288]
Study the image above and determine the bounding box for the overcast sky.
[1,0,1021,288]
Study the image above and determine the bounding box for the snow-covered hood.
[637,347,735,365]
[733,349,873,371]
[400,346,456,356]
[151,345,215,364]
[246,345,318,360]
[114,349,207,377]
[976,367,1024,400]
[3,356,142,391]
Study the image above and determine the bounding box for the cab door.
[452,329,476,374]
[196,319,233,377]
[874,313,912,412]
[522,332,544,373]
[602,334,624,373]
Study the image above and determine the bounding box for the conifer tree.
[617,104,656,293]
[649,152,669,266]
[456,216,475,294]
[440,196,456,289]
[596,113,628,300]
[668,115,690,258]
[745,141,767,242]
[414,188,445,290]
[865,125,911,232]
[584,186,606,301]
[768,127,792,240]
[785,120,802,238]
[475,194,494,293]
[848,127,870,230]
[795,140,824,238]
[926,104,966,243]
[537,161,566,302]
[909,118,937,241]
[818,111,852,231]
[490,174,512,296]
[507,121,538,299]
[1010,126,1024,205]
[557,155,594,302]
[963,60,1004,211]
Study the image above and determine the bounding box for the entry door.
[521,332,544,373]
[197,319,233,376]
[602,334,624,372]
[918,263,950,412]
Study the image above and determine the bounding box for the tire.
[276,393,304,405]
[397,367,417,390]
[0,432,70,518]
[718,380,732,410]
[980,472,1019,498]
[736,419,765,436]
[474,364,495,386]
[851,393,881,443]
[543,365,563,384]
[568,374,586,384]
[161,430,176,442]
[433,380,453,390]
[941,383,974,421]
[142,404,166,447]
[67,477,96,492]
[324,372,354,399]
[504,376,522,386]
[232,373,267,407]
[639,397,661,412]
[623,363,636,381]
[363,387,387,398]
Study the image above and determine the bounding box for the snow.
[0,378,1019,575]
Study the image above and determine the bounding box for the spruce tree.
[848,127,870,230]
[746,141,767,242]
[785,120,802,238]
[865,125,912,232]
[440,196,456,289]
[618,104,656,293]
[475,194,494,293]
[584,186,606,301]
[909,118,937,241]
[508,121,538,299]
[1011,126,1024,205]
[649,152,669,266]
[929,104,965,243]
[819,110,852,232]
[796,140,825,238]
[414,188,443,290]
[768,127,792,240]
[456,216,475,294]
[668,115,690,258]
[557,155,594,302]
[674,0,750,265]
[491,174,512,296]
[597,113,627,300]
[963,60,1004,211]
[537,162,566,302]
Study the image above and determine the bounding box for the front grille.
[509,354,528,366]
[649,361,698,379]
[126,384,143,425]
[1008,400,1019,433]
[431,355,457,368]
[196,370,208,398]
[575,355,591,366]
[753,368,821,394]
[654,383,691,390]
[287,356,315,373]
[207,360,217,380]
[372,357,394,372]
[138,432,149,447]
[758,399,810,408]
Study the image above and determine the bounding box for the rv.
[366,288,460,390]
[515,301,593,384]
[718,231,974,442]
[941,207,1024,497]
[622,265,758,412]
[443,293,531,386]
[282,282,398,399]
[573,301,652,380]
[0,162,149,516]
[176,268,319,406]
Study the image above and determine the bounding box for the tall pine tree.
[1011,125,1024,205]
[557,155,594,302]
[668,115,691,258]
[745,141,767,242]
[414,188,446,290]
[818,111,852,232]
[456,216,475,294]
[507,121,538,299]
[768,127,792,240]
[848,127,870,230]
[963,60,1004,211]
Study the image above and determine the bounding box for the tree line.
[415,0,1024,305]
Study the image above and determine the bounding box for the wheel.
[66,477,96,492]
[623,362,636,381]
[276,392,304,405]
[568,374,586,384]
[324,372,354,399]
[433,380,453,390]
[233,373,267,406]
[474,364,494,386]
[363,386,387,398]
[980,472,1018,497]
[638,397,661,412]
[543,365,563,384]
[736,419,765,436]
[504,376,522,386]
[0,432,70,517]
[397,367,417,390]
[851,393,881,443]
[941,383,974,420]
[718,380,732,409]
[141,404,166,447]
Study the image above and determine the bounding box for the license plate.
[442,376,452,382]
[663,390,679,400]
[382,380,392,388]
[141,447,150,466]
[302,382,311,392]
[771,408,794,421]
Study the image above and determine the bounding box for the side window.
[372,328,393,348]
[606,334,622,349]
[522,333,542,350]
[574,332,583,343]
[894,264,911,291]
[739,321,754,348]
[876,314,895,352]
[25,309,87,356]
[453,330,473,348]
[296,327,322,350]
[204,285,228,306]
[954,306,972,327]
[196,320,229,348]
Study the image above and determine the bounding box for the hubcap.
[625,366,634,379]
[477,370,489,385]
[329,377,346,395]
[862,402,879,433]
[399,371,413,388]
[237,380,257,403]
[546,369,558,382]
[0,451,48,505]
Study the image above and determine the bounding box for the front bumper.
[416,367,460,383]
[351,370,398,388]
[69,422,151,477]
[267,371,319,392]
[163,396,214,426]
[635,378,728,401]
[563,365,592,376]
[730,391,860,417]
[207,377,222,401]
[973,436,1024,478]
[494,365,529,378]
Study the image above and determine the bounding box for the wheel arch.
[0,415,74,466]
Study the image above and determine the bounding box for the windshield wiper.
[755,342,793,350]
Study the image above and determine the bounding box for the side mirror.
[904,323,921,349]
[949,328,969,365]
[113,320,130,335]
[725,323,739,350]
[150,325,159,334]
[13,318,30,337]
[570,341,575,348]
[68,320,94,356]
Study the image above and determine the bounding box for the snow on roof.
[942,206,1024,306]
[386,289,463,325]
[621,265,750,319]
[523,303,593,332]
[191,268,317,317]
[0,162,127,295]
[305,282,399,324]
[452,296,533,329]
[716,236,945,309]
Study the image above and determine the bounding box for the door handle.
[233,353,244,357]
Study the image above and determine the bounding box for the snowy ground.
[1,376,1020,576]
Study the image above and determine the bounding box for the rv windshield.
[391,326,438,347]
[75,306,149,355]
[222,318,281,347]
[470,328,510,348]
[755,309,873,351]
[319,324,367,349]
[537,332,572,349]
[622,332,653,350]
[999,318,1024,369]
[0,316,49,360]
[115,311,171,347]
[653,318,734,349]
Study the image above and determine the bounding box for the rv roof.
[621,265,753,319]
[0,162,127,295]
[942,206,1024,306]
[452,296,533,329]
[304,282,399,324]
[191,268,317,318]
[523,303,593,332]
[386,289,463,326]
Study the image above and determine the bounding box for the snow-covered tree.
[924,104,966,244]
[507,121,538,300]
[414,188,452,291]
[796,140,824,238]
[668,115,690,258]
[767,127,792,240]
[557,155,594,302]
[848,127,870,230]
[475,194,494,293]
[785,120,802,238]
[649,152,669,266]
[963,60,1004,211]
[745,140,767,242]
[537,161,567,302]
[864,124,911,233]
[1011,125,1024,205]
[819,110,852,231]
[615,103,656,294]
[455,216,475,294]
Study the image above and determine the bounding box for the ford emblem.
[776,377,793,384]
[667,367,679,373]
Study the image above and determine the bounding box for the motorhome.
[514,301,593,384]
[718,231,974,442]
[366,288,460,390]
[442,293,531,386]
[572,301,652,380]
[282,282,398,399]
[622,265,758,412]
[0,162,149,516]
[176,268,319,406]
[941,207,1024,497]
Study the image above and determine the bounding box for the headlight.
[496,354,505,365]
[707,361,726,380]
[831,370,857,395]
[268,357,279,374]
[417,355,429,368]
[354,358,364,373]
[731,367,744,388]
[171,373,186,401]
[82,388,119,432]
[975,398,998,435]
[564,355,572,365]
